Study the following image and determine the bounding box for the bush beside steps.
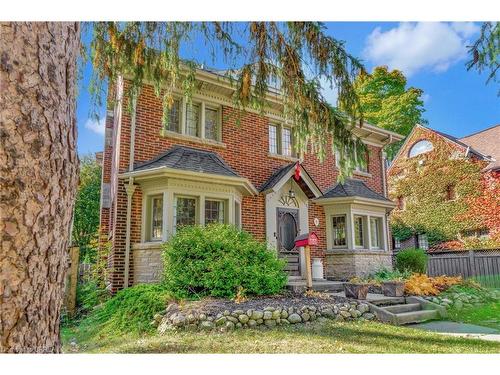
[153,300,375,333]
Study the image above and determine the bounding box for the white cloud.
[363,22,479,77]
[422,93,431,103]
[84,117,105,136]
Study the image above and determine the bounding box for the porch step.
[383,303,421,314]
[393,309,440,325]
[367,296,445,326]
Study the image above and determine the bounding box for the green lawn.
[62,319,500,354]
[447,301,500,331]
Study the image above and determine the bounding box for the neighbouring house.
[99,68,404,293]
[388,124,500,252]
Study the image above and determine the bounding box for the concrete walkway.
[408,321,500,342]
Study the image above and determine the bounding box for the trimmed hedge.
[395,247,428,274]
[162,224,287,298]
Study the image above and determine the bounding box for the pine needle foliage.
[88,22,368,180]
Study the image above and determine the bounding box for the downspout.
[381,148,391,253]
[123,95,138,288]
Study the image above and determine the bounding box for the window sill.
[161,130,226,149]
[268,153,299,162]
[132,242,164,250]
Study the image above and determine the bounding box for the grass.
[61,319,500,354]
[447,301,500,331]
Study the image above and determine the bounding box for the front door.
[277,208,300,276]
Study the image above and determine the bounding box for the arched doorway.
[277,208,300,276]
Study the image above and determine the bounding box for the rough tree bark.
[0,22,80,353]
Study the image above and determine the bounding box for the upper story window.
[166,99,181,133]
[408,140,433,158]
[165,98,222,142]
[269,123,294,157]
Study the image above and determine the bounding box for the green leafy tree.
[352,66,427,159]
[72,154,101,262]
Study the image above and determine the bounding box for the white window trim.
[141,184,240,243]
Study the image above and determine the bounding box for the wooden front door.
[277,208,300,276]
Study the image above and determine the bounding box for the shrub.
[404,274,462,296]
[84,284,171,334]
[370,268,412,283]
[395,248,428,273]
[162,224,287,298]
[76,279,109,314]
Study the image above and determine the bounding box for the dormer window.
[408,140,433,158]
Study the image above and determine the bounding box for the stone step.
[383,303,422,314]
[394,309,439,325]
[370,297,406,306]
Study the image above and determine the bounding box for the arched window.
[408,140,433,158]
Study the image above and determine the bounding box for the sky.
[76,22,499,156]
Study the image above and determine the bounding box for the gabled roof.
[320,178,392,202]
[259,162,322,199]
[459,125,500,171]
[133,145,240,177]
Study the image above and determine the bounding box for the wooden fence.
[427,248,500,288]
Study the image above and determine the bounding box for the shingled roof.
[320,179,391,202]
[133,145,240,177]
[259,163,296,192]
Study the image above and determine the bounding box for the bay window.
[370,217,382,249]
[150,195,163,241]
[332,215,347,247]
[175,196,197,229]
[354,215,365,248]
[205,199,226,225]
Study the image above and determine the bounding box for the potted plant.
[344,277,369,300]
[381,278,406,297]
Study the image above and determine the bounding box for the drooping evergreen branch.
[88,22,368,179]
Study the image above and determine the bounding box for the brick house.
[388,124,499,252]
[99,69,403,293]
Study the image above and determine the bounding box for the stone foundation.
[325,250,392,280]
[132,243,163,284]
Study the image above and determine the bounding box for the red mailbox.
[294,232,318,290]
[295,232,319,247]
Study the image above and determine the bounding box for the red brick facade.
[100,80,390,293]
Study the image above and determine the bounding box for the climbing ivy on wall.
[388,129,487,246]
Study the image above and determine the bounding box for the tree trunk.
[0,22,80,353]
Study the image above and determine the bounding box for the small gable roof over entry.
[133,145,240,177]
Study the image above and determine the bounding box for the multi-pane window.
[205,107,220,141]
[205,199,225,225]
[417,234,429,250]
[332,216,347,247]
[268,124,278,154]
[354,215,365,247]
[151,196,163,241]
[269,123,294,157]
[186,103,200,137]
[370,217,382,249]
[282,127,292,157]
[175,197,197,228]
[394,237,401,249]
[166,99,181,133]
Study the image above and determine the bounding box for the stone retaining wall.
[154,300,375,333]
[326,250,392,279]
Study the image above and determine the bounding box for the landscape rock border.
[154,299,375,333]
